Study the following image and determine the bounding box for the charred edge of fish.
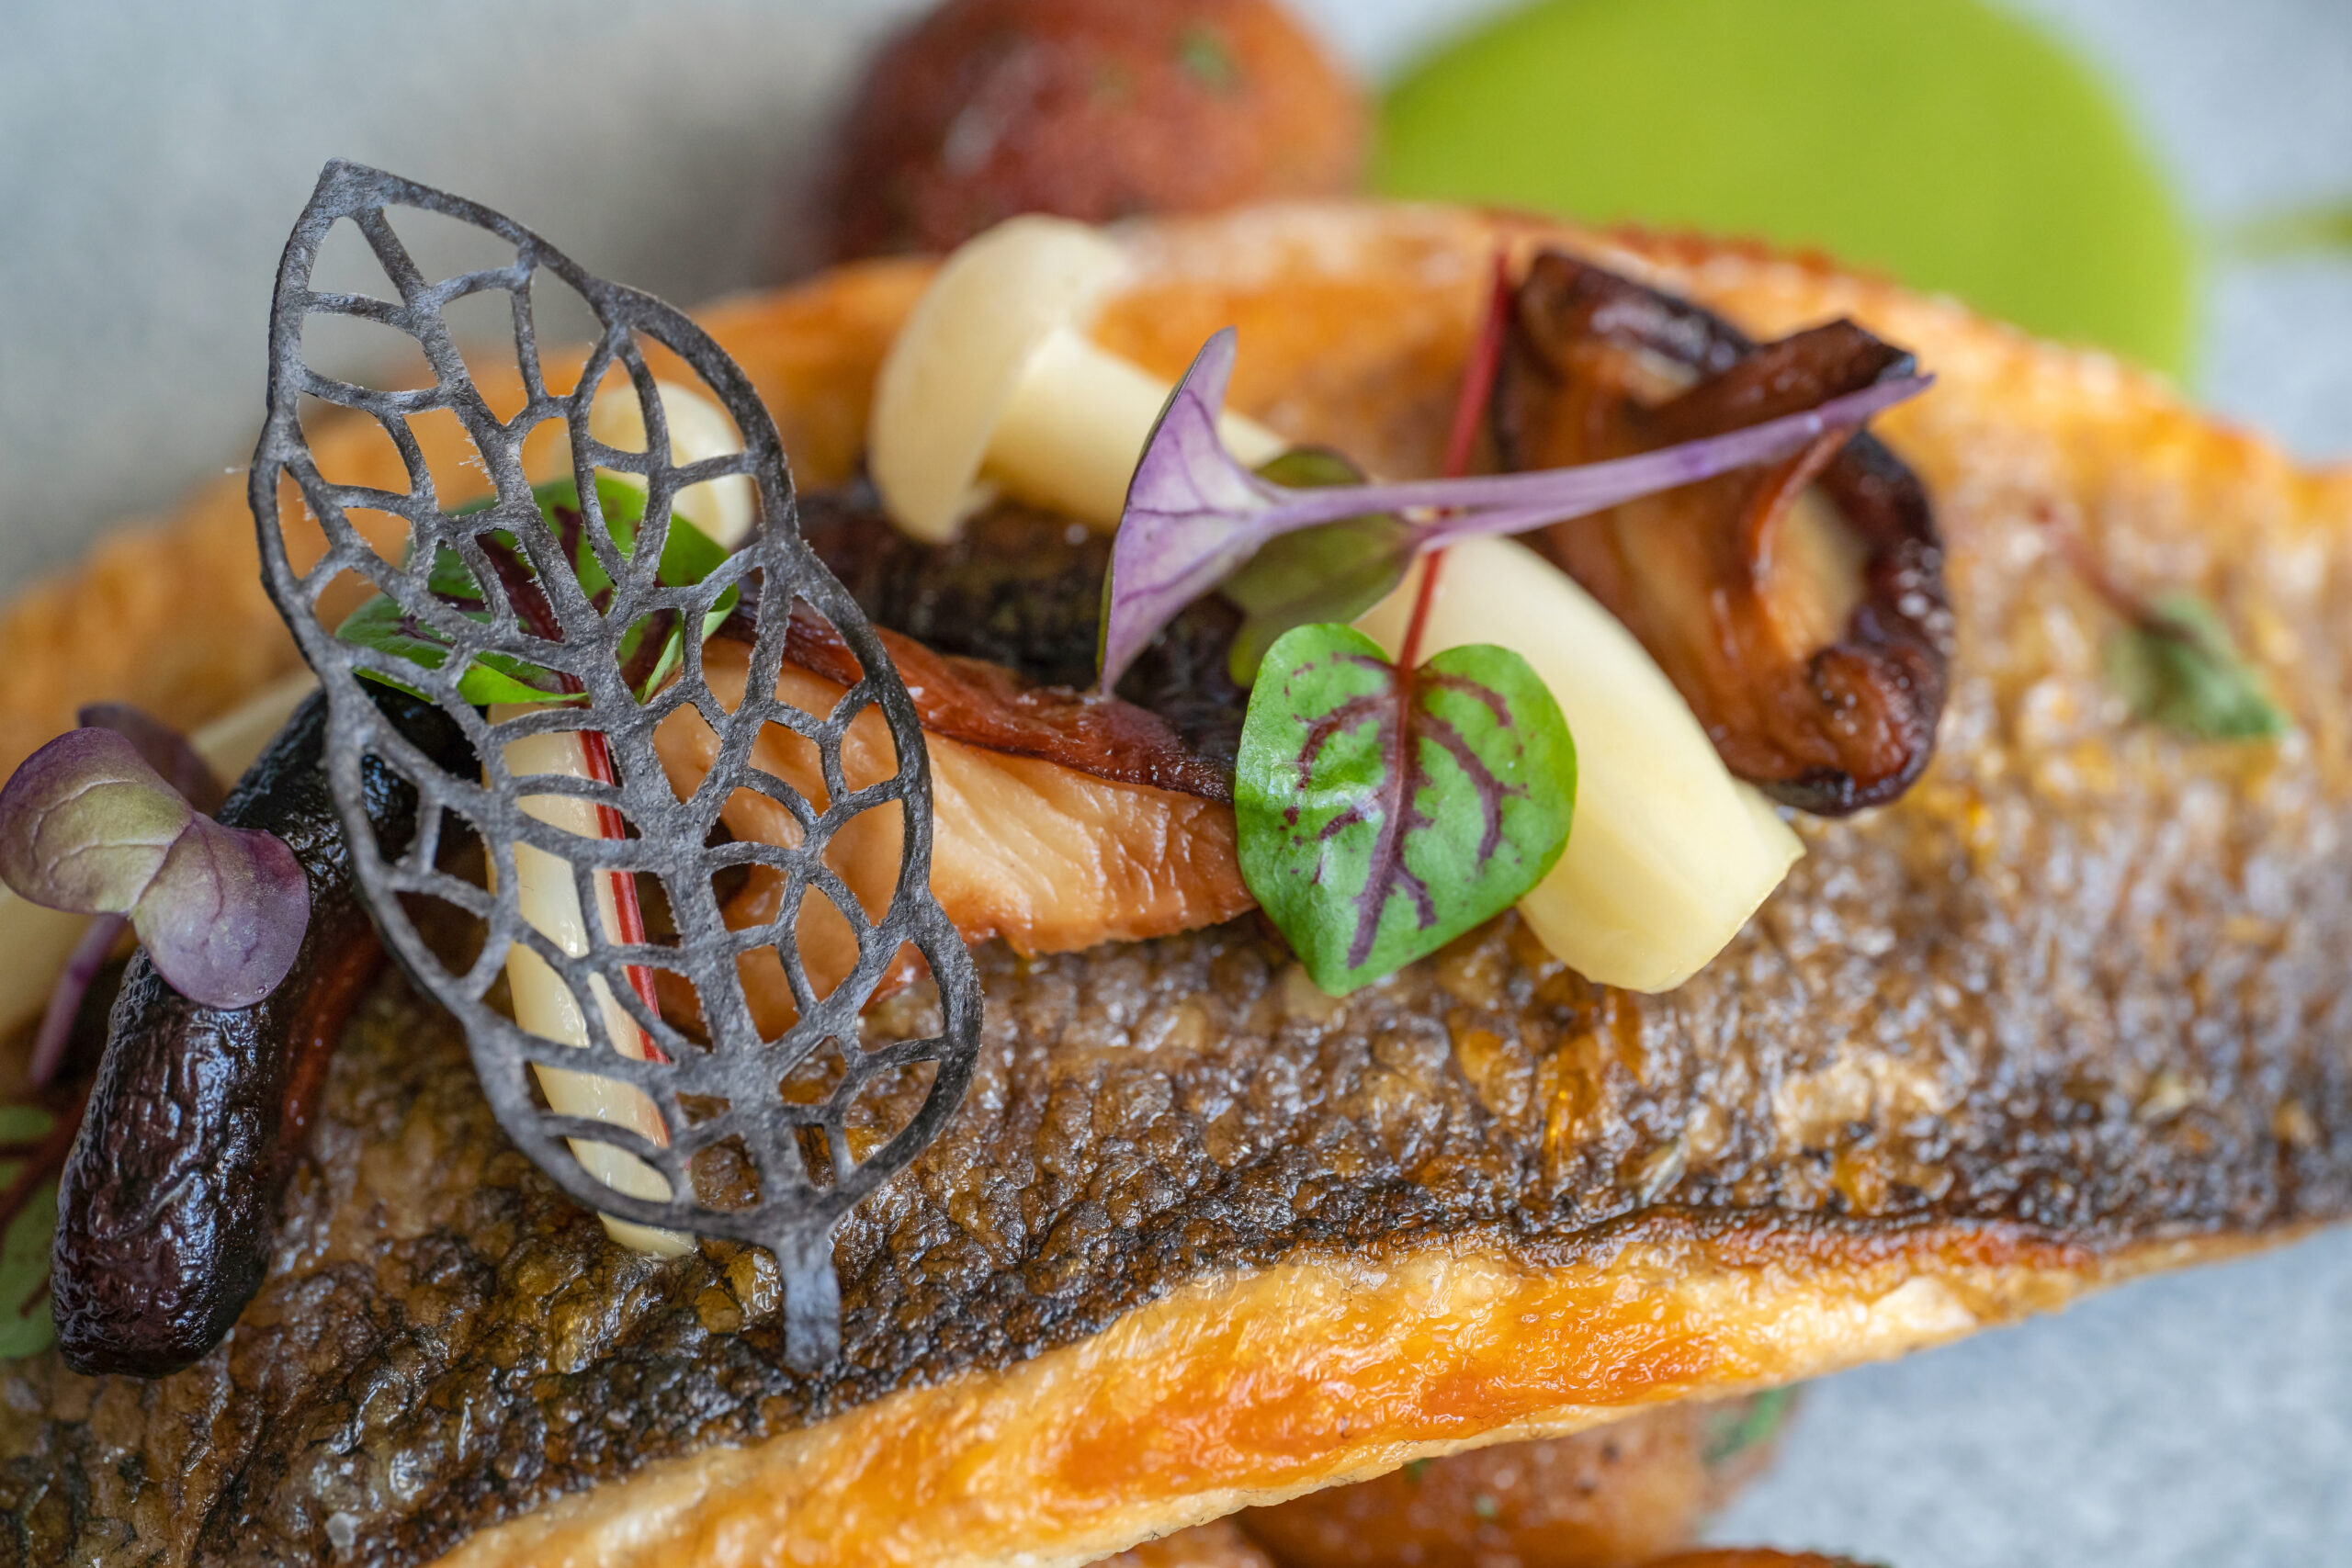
[1495,251,1951,816]
[51,689,471,1378]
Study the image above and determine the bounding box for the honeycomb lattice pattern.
[249,161,979,1370]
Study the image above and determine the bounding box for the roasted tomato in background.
[822,0,1367,261]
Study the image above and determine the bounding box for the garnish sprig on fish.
[1095,329,1931,692]
[1102,305,1928,993]
[0,715,306,1023]
[337,473,736,706]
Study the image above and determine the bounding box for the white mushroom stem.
[870,215,1283,540]
[586,378,755,548]
[0,670,322,1032]
[983,324,1285,528]
[1358,536,1803,994]
[492,709,693,1257]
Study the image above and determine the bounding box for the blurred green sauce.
[1377,0,2196,378]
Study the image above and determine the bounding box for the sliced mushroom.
[1494,252,1951,816]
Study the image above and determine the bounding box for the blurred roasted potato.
[823,0,1366,261]
[1237,1393,1797,1568]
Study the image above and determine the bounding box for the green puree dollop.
[1377,0,2195,377]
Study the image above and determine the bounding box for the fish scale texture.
[0,207,2346,1565]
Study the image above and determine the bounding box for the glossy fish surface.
[0,206,2346,1568]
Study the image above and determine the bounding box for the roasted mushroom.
[822,0,1366,262]
[1495,253,1951,815]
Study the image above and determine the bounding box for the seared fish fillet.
[1,204,2347,1568]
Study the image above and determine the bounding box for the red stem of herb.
[1400,250,1515,672]
[2036,510,2209,650]
[480,536,670,1066]
[575,728,670,1066]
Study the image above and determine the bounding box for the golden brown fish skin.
[0,205,2345,1567]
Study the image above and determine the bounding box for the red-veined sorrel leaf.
[335,475,735,706]
[1237,623,1575,995]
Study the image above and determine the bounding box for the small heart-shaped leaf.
[1236,623,1575,994]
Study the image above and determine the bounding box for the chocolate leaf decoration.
[2103,589,2290,741]
[1237,623,1574,995]
[250,161,979,1371]
[1220,448,1413,686]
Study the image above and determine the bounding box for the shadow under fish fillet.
[0,204,2347,1568]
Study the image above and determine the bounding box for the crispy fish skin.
[0,204,2347,1567]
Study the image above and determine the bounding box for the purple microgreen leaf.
[0,728,194,916]
[28,913,127,1088]
[77,704,225,815]
[1100,327,1281,689]
[1100,329,1933,692]
[1236,623,1575,996]
[130,814,310,1010]
[0,726,311,1011]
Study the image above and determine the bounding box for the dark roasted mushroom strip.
[1495,252,1951,815]
[51,688,472,1378]
[799,488,1251,771]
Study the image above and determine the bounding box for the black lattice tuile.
[249,160,980,1371]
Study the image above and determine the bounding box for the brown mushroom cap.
[1495,253,1952,817]
[822,0,1367,263]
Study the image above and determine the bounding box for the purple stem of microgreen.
[28,912,126,1088]
[1100,327,1932,691]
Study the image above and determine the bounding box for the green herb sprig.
[337,476,735,705]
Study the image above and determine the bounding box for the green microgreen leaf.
[0,1103,58,1360]
[2102,590,2290,741]
[1702,1385,1798,1465]
[1221,449,1414,686]
[2222,198,2352,261]
[336,476,736,705]
[1237,623,1575,995]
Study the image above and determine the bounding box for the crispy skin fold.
[0,205,2348,1567]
